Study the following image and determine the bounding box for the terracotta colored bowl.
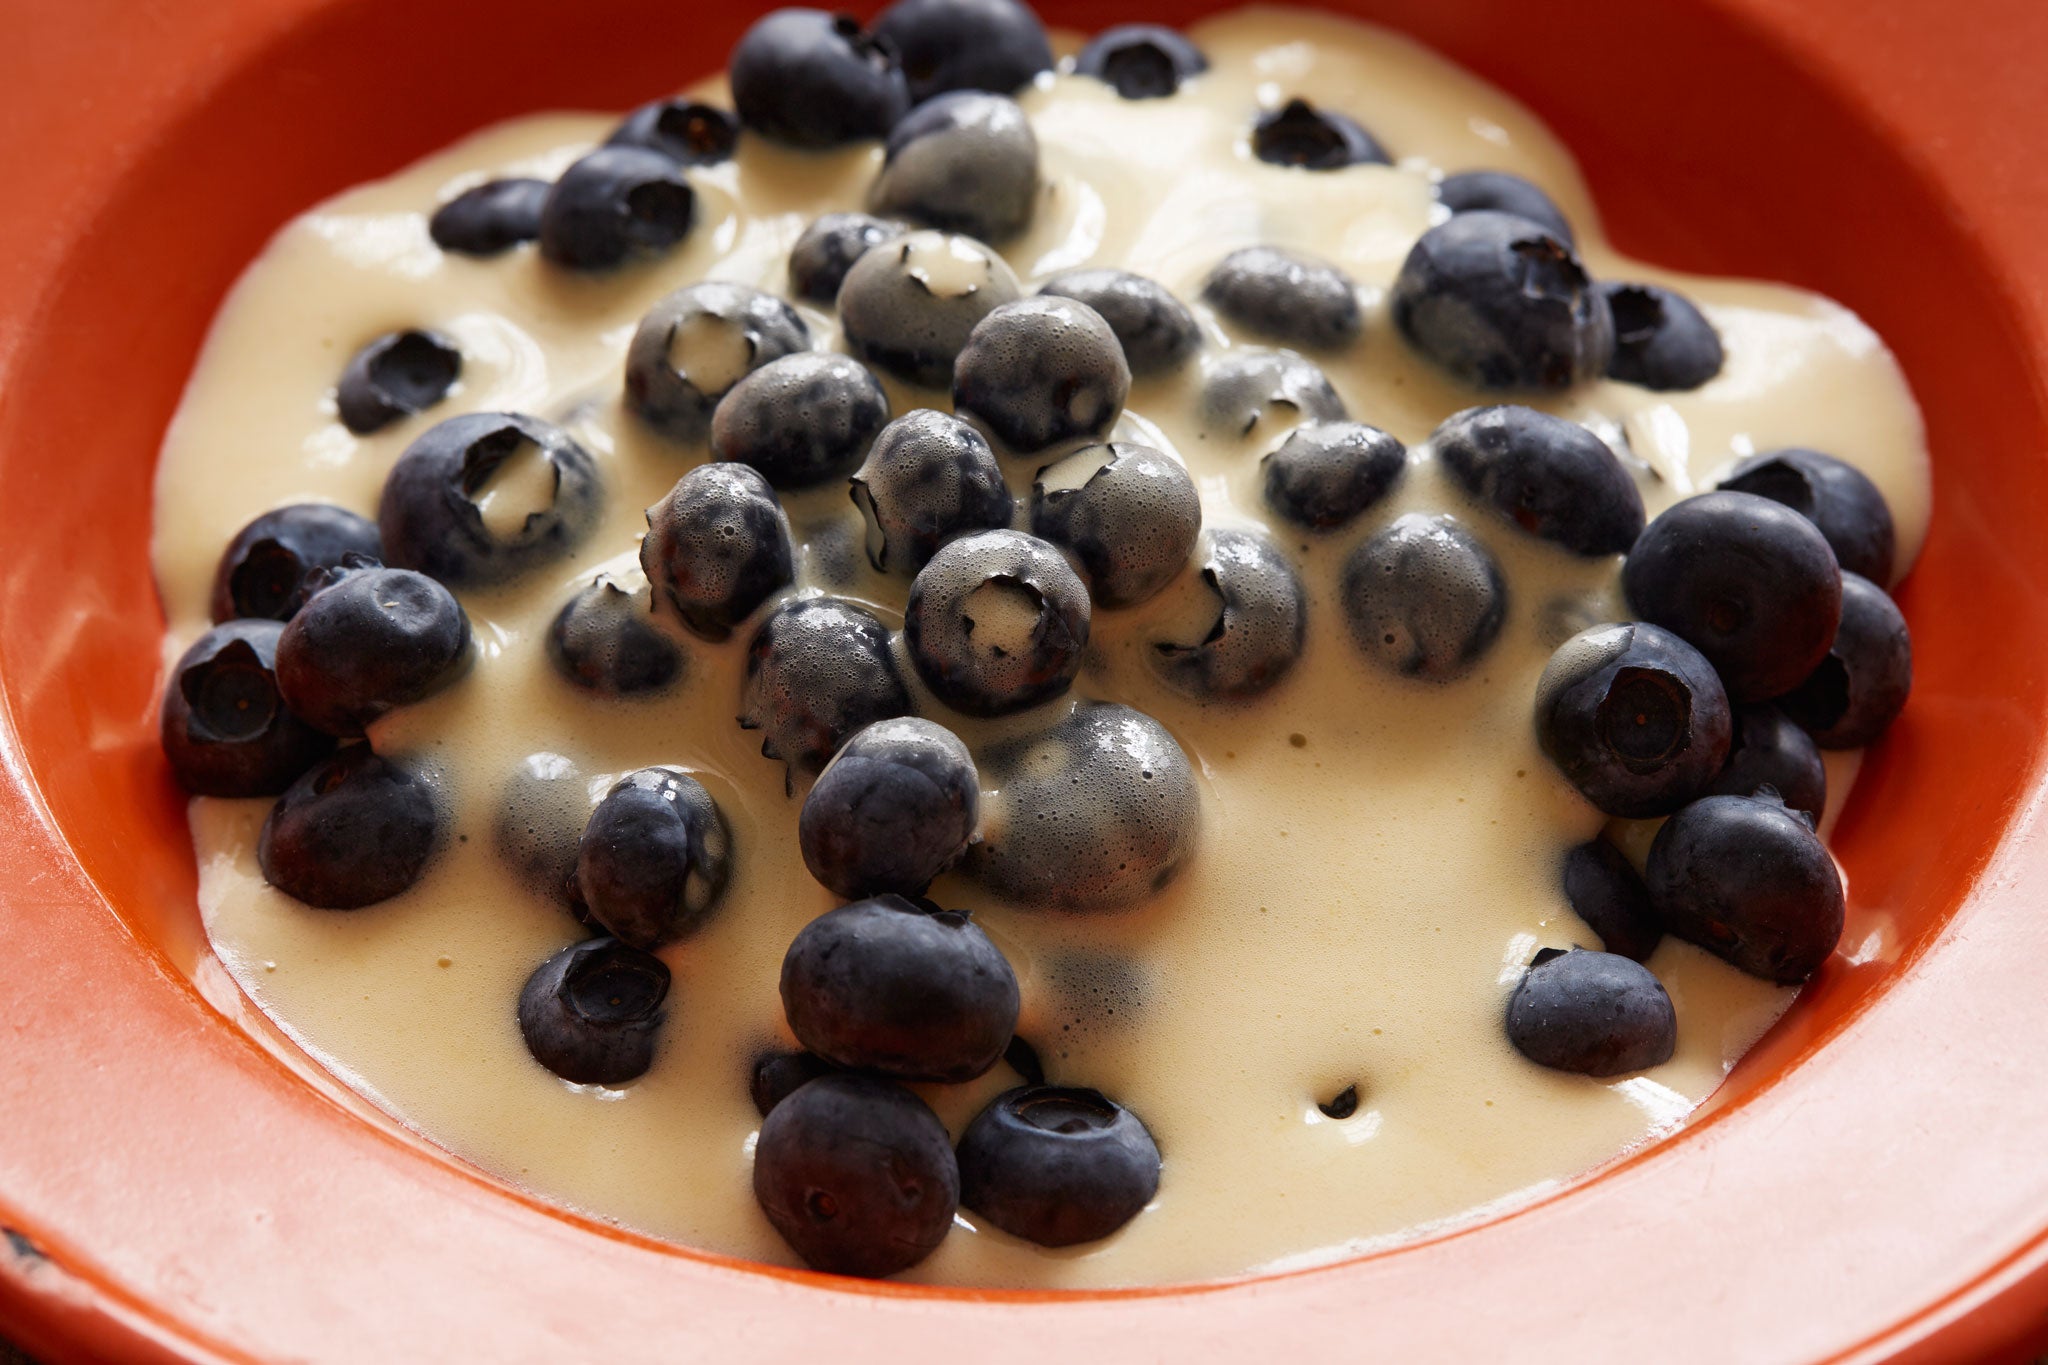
[3,0,2047,1359]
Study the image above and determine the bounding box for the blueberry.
[537,147,695,271]
[1432,405,1645,556]
[1317,1084,1360,1120]
[1719,447,1897,585]
[963,700,1199,911]
[1505,948,1675,1076]
[548,578,686,698]
[605,98,739,166]
[1260,422,1406,531]
[1004,1034,1047,1084]
[957,1086,1160,1246]
[740,597,913,780]
[873,0,1053,102]
[624,282,811,445]
[517,938,669,1086]
[953,297,1130,454]
[839,230,1023,387]
[1561,838,1662,962]
[1601,282,1723,391]
[641,462,795,642]
[750,1049,837,1117]
[781,894,1019,1081]
[1391,211,1613,390]
[492,751,594,913]
[1251,98,1389,169]
[1150,528,1305,700]
[258,746,438,909]
[1073,24,1207,100]
[799,717,979,899]
[1340,514,1506,682]
[851,409,1014,574]
[905,529,1090,717]
[710,353,891,491]
[1708,704,1827,819]
[1776,572,1912,748]
[209,502,383,623]
[789,213,905,305]
[274,565,470,737]
[1031,443,1200,608]
[378,412,603,588]
[1534,622,1732,818]
[874,92,1039,243]
[1646,792,1845,983]
[428,178,550,256]
[1621,490,1843,703]
[1437,170,1574,246]
[752,1072,958,1278]
[575,767,733,950]
[160,620,335,797]
[729,9,909,149]
[1038,269,1201,378]
[1202,246,1361,352]
[335,330,461,436]
[1199,348,1347,437]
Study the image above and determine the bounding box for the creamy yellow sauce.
[151,6,1930,1287]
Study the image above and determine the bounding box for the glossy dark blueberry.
[575,767,733,950]
[750,1049,837,1118]
[1031,443,1200,608]
[1708,704,1827,819]
[789,213,905,305]
[1601,282,1723,391]
[209,502,383,624]
[258,746,438,909]
[1436,170,1575,245]
[1340,514,1506,682]
[336,330,461,436]
[1038,269,1200,378]
[1621,490,1844,703]
[839,230,1023,387]
[752,1073,958,1279]
[711,353,891,491]
[1647,792,1845,983]
[874,0,1053,102]
[1150,528,1305,700]
[964,701,1199,911]
[537,147,695,271]
[1777,572,1912,749]
[605,98,740,166]
[953,296,1130,454]
[874,92,1039,243]
[641,463,795,643]
[160,620,334,798]
[729,9,910,149]
[428,178,550,256]
[1535,622,1733,819]
[781,894,1019,1082]
[800,717,980,899]
[492,751,594,912]
[905,529,1090,717]
[1561,838,1663,962]
[1432,405,1645,556]
[1260,422,1406,531]
[1719,447,1897,585]
[1251,98,1389,169]
[740,597,913,781]
[624,282,811,445]
[1073,24,1208,100]
[1199,348,1347,437]
[851,409,1013,574]
[547,578,686,698]
[517,938,670,1086]
[957,1086,1160,1247]
[1505,948,1676,1076]
[274,565,470,737]
[1390,211,1613,390]
[1202,246,1361,351]
[378,412,603,588]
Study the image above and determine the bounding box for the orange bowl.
[3,0,2048,1359]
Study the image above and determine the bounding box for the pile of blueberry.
[159,0,1916,1278]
